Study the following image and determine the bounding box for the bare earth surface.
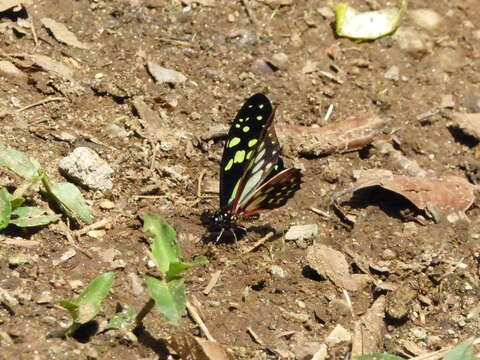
[1,0,480,359]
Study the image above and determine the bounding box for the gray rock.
[384,66,400,81]
[285,224,318,240]
[59,147,114,190]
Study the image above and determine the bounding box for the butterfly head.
[212,209,237,229]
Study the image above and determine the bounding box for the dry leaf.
[306,243,370,291]
[41,17,91,49]
[351,296,385,357]
[30,54,75,80]
[277,113,387,156]
[147,60,187,84]
[170,332,235,360]
[452,112,480,140]
[0,0,32,12]
[352,169,477,213]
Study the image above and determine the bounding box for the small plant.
[140,213,207,325]
[0,147,92,227]
[57,272,115,337]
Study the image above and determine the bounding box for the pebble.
[326,324,352,344]
[411,327,427,340]
[99,199,115,209]
[105,124,128,138]
[36,291,53,304]
[440,94,455,109]
[285,224,318,240]
[128,272,144,296]
[410,9,443,32]
[269,265,286,278]
[317,6,334,19]
[0,60,26,79]
[381,248,396,260]
[250,58,275,74]
[384,66,400,81]
[269,53,289,71]
[52,248,76,266]
[59,147,114,190]
[393,27,430,58]
[68,279,84,289]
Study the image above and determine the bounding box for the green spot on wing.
[234,150,245,163]
[256,115,263,120]
[248,139,257,147]
[259,104,264,109]
[242,126,250,133]
[228,137,241,148]
[224,158,234,171]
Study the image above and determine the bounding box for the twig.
[59,221,93,259]
[241,232,274,254]
[342,289,354,318]
[324,104,334,122]
[17,97,65,113]
[75,218,110,236]
[132,195,167,199]
[26,6,39,49]
[310,207,330,218]
[247,327,264,345]
[203,270,221,295]
[186,300,215,342]
[240,0,260,28]
[197,169,206,198]
[149,139,157,174]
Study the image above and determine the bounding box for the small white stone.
[326,324,351,344]
[410,9,443,32]
[384,66,400,81]
[285,224,318,240]
[270,265,286,278]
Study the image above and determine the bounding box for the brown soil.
[1,0,479,359]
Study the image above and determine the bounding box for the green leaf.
[335,1,405,40]
[58,300,79,322]
[0,188,12,229]
[10,206,61,227]
[145,277,185,326]
[356,354,405,360]
[59,272,115,324]
[106,306,137,331]
[0,147,42,179]
[143,213,179,274]
[42,176,92,224]
[443,338,475,360]
[166,256,208,281]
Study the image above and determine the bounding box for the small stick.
[17,97,65,113]
[242,232,274,254]
[324,104,334,122]
[75,218,110,236]
[246,327,264,345]
[132,195,167,199]
[26,7,39,48]
[197,169,206,198]
[203,270,221,295]
[342,289,354,318]
[59,221,93,259]
[310,207,330,218]
[186,300,215,342]
[149,139,157,174]
[240,0,260,29]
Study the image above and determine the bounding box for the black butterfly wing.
[240,167,303,217]
[219,93,275,209]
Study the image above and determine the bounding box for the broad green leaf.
[42,176,92,224]
[145,276,185,326]
[10,206,61,227]
[166,256,209,281]
[143,213,179,274]
[443,338,475,360]
[58,300,79,322]
[60,272,115,324]
[106,306,137,331]
[0,188,12,229]
[357,354,405,360]
[0,147,42,179]
[335,1,405,40]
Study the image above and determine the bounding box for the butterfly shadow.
[199,211,277,244]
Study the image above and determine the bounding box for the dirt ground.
[1,0,480,359]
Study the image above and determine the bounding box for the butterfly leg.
[215,228,225,243]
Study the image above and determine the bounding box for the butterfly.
[212,93,302,240]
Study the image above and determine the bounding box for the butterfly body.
[213,93,302,238]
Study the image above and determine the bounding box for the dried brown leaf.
[147,60,187,84]
[170,332,234,360]
[278,113,387,156]
[306,244,370,291]
[40,17,91,49]
[0,0,31,12]
[352,169,477,213]
[452,112,480,140]
[351,296,386,358]
[30,54,75,80]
